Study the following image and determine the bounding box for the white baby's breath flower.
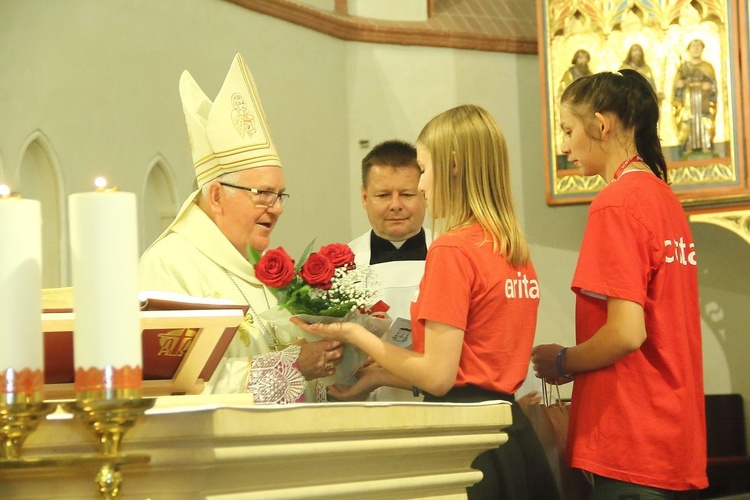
[317,263,382,310]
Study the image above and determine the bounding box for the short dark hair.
[361,140,418,187]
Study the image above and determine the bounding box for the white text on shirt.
[505,272,540,299]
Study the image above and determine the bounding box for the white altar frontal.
[0,395,511,499]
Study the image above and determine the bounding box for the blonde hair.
[417,105,530,266]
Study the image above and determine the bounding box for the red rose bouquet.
[250,241,391,384]
[251,241,387,317]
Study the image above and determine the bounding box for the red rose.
[299,253,335,289]
[254,247,295,288]
[319,243,355,268]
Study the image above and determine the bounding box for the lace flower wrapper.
[260,307,391,386]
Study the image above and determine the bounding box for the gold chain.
[223,269,284,350]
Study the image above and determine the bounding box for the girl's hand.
[531,343,565,382]
[326,364,384,401]
[290,316,361,343]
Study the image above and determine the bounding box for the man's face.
[361,165,426,242]
[688,40,704,58]
[216,166,285,256]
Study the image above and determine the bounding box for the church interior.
[1,0,749,497]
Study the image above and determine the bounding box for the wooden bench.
[702,394,750,498]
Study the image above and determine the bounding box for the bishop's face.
[216,166,286,256]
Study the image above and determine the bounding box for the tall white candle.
[0,194,43,380]
[69,188,141,373]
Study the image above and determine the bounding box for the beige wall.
[2,0,747,441]
[0,0,352,259]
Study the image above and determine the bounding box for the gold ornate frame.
[538,0,749,207]
[741,0,750,179]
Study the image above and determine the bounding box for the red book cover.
[42,293,247,388]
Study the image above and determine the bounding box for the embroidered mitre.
[179,53,282,189]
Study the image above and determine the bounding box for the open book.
[42,289,247,399]
[136,290,237,309]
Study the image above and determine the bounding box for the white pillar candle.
[69,189,141,375]
[0,195,43,383]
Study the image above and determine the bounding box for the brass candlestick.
[1,367,154,497]
[0,369,54,461]
[62,392,154,498]
[0,398,57,460]
[61,395,154,456]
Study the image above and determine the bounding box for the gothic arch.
[141,155,178,255]
[16,130,68,287]
[689,213,750,396]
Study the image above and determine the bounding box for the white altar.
[1,396,511,499]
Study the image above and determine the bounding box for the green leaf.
[274,288,289,303]
[247,246,262,265]
[318,301,356,317]
[295,239,317,272]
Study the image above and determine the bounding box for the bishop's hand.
[295,339,343,380]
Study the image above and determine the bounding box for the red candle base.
[0,368,44,404]
[74,365,142,400]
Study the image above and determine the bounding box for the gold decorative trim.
[555,161,739,197]
[689,209,750,246]
[555,174,606,195]
[226,0,537,54]
[669,163,737,185]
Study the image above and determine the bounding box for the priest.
[347,140,430,401]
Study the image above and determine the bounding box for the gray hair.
[199,170,244,198]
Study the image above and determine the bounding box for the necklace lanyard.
[223,268,281,349]
[612,155,643,182]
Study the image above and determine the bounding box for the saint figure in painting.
[620,44,658,95]
[672,39,718,156]
[559,50,592,97]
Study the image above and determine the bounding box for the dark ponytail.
[561,69,669,182]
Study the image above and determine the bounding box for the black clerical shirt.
[369,229,428,265]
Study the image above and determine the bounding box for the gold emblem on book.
[157,329,197,357]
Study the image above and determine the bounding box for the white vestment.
[348,229,431,401]
[139,202,318,403]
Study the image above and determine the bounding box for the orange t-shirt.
[411,223,539,394]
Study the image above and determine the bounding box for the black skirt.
[423,385,561,500]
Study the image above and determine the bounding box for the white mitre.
[150,53,282,247]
